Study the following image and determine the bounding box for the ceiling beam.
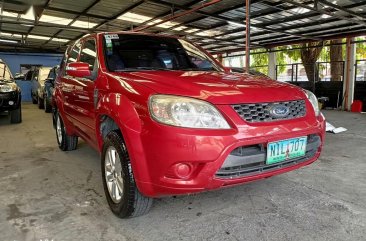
[44,0,101,45]
[199,1,366,48]
[146,0,321,43]
[24,0,51,42]
[133,0,222,32]
[280,0,366,27]
[317,0,365,20]
[122,0,203,31]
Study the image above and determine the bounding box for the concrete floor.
[0,103,365,241]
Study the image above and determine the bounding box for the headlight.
[0,85,16,93]
[149,95,230,129]
[304,90,320,116]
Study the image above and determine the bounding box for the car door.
[61,42,81,121]
[67,38,98,145]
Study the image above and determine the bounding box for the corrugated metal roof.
[0,0,364,53]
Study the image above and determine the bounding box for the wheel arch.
[96,93,153,194]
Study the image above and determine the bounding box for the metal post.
[295,63,298,82]
[245,0,251,73]
[343,37,356,110]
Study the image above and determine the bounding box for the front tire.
[101,131,153,218]
[56,112,78,151]
[10,105,22,124]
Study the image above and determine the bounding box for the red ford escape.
[53,32,325,218]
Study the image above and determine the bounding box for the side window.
[48,69,55,79]
[67,43,81,64]
[80,39,97,71]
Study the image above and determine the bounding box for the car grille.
[215,134,321,179]
[232,100,306,123]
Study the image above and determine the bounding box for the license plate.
[266,136,307,165]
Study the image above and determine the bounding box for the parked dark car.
[30,66,51,109]
[43,65,59,113]
[0,60,22,123]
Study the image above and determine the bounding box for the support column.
[245,0,251,73]
[343,37,356,111]
[268,49,276,79]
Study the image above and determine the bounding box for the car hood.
[111,71,307,104]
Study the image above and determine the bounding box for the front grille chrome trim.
[232,100,306,123]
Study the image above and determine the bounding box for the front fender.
[96,93,153,194]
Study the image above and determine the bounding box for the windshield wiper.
[115,67,172,72]
[178,68,217,71]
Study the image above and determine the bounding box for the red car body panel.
[54,32,325,198]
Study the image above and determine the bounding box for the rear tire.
[10,105,22,124]
[44,96,52,113]
[38,96,44,109]
[56,112,78,151]
[101,131,153,218]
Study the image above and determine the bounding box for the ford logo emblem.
[270,104,290,118]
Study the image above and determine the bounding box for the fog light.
[174,163,192,178]
[8,101,14,105]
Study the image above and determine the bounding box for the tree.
[300,41,324,82]
[330,39,343,81]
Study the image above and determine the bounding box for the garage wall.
[0,52,63,102]
[0,52,63,75]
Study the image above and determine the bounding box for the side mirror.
[66,62,91,78]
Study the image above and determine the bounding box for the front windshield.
[0,62,13,81]
[104,34,222,72]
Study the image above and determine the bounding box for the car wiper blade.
[178,68,216,71]
[115,67,172,72]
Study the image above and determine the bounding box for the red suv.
[53,32,325,218]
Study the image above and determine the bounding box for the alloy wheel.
[104,146,124,203]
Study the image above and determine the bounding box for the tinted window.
[25,70,33,80]
[32,69,39,81]
[104,34,222,72]
[80,39,97,71]
[48,69,55,79]
[67,43,81,63]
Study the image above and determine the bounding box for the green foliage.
[250,48,269,74]
[248,37,366,75]
[356,37,366,60]
[319,46,329,62]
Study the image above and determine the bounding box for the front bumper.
[126,104,325,198]
[0,91,21,112]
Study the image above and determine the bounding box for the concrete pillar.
[343,37,356,111]
[268,49,276,79]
